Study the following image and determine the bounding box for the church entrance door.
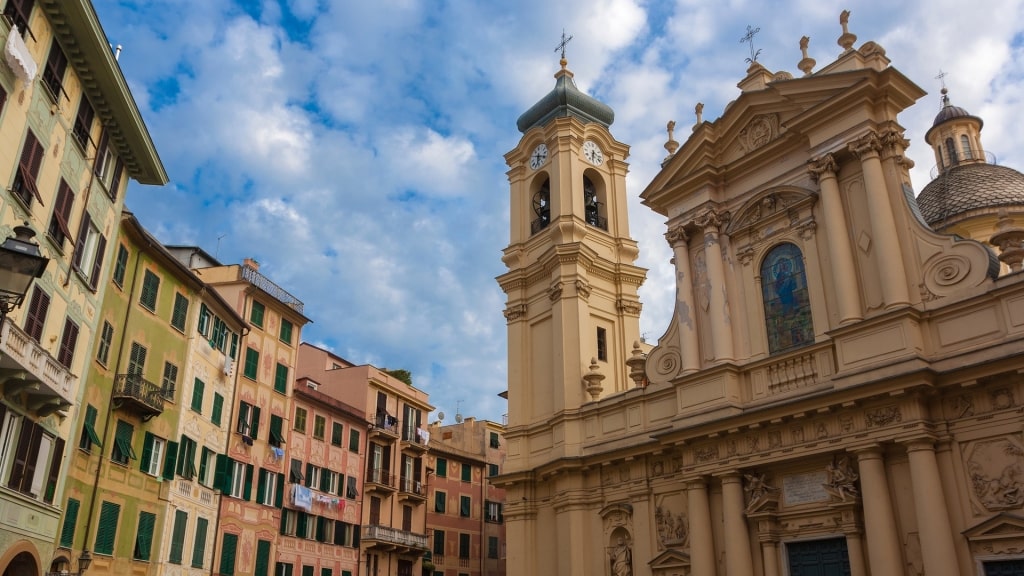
[786,537,852,576]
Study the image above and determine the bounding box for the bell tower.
[497,55,646,462]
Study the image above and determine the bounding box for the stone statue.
[800,36,810,59]
[695,102,704,125]
[744,472,779,511]
[609,537,633,576]
[840,10,850,32]
[824,456,859,501]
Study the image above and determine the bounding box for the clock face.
[529,143,549,170]
[582,140,604,165]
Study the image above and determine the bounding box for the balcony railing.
[241,264,304,313]
[401,426,428,450]
[112,373,164,418]
[0,318,74,406]
[362,524,429,552]
[366,468,396,490]
[371,414,400,436]
[399,477,425,498]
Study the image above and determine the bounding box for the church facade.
[496,13,1024,576]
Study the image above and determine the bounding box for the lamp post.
[77,550,91,575]
[0,225,49,329]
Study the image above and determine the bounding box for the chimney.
[243,257,259,271]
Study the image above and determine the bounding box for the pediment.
[649,547,691,570]
[726,186,818,236]
[963,512,1024,541]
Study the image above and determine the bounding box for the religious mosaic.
[760,243,812,353]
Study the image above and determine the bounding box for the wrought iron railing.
[241,264,304,313]
[399,477,425,497]
[372,414,400,435]
[113,373,165,414]
[366,468,396,488]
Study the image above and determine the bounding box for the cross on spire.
[935,69,949,90]
[555,29,574,60]
[740,24,762,64]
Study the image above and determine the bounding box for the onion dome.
[516,59,614,133]
[916,163,1024,227]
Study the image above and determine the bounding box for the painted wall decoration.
[760,242,813,353]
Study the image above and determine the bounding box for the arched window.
[531,179,550,234]
[583,176,606,230]
[946,137,959,167]
[961,134,973,160]
[761,243,813,354]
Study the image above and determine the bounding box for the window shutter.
[162,440,178,480]
[275,472,284,508]
[72,213,91,271]
[89,233,106,289]
[44,437,64,503]
[191,517,208,568]
[108,157,124,201]
[255,540,271,576]
[60,498,80,548]
[352,525,360,548]
[93,130,108,177]
[243,464,254,501]
[199,446,211,482]
[135,511,156,560]
[214,454,229,492]
[191,379,204,412]
[168,509,187,564]
[212,393,223,426]
[251,405,261,439]
[219,533,238,576]
[296,513,307,538]
[57,318,79,368]
[257,469,266,504]
[24,287,50,342]
[8,418,37,491]
[140,432,154,473]
[305,463,313,488]
[50,180,74,241]
[94,501,120,555]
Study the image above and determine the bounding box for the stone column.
[808,154,862,324]
[761,540,780,576]
[904,440,960,576]
[720,473,754,576]
[697,210,734,361]
[854,447,903,575]
[686,478,716,576]
[667,225,700,372]
[849,133,910,308]
[845,531,867,576]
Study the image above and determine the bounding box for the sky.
[91,0,1024,425]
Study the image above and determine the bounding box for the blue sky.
[91,0,1024,424]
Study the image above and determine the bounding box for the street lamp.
[0,225,49,326]
[77,550,92,574]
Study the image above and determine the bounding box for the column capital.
[808,153,838,183]
[850,443,886,459]
[666,224,690,247]
[848,132,882,159]
[695,208,728,232]
[685,477,710,491]
[900,437,937,453]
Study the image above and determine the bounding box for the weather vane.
[740,25,762,64]
[555,29,573,60]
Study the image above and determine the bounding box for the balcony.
[241,263,304,313]
[398,477,426,502]
[362,524,429,554]
[0,318,74,414]
[400,426,428,453]
[112,373,164,420]
[365,468,396,494]
[369,414,400,440]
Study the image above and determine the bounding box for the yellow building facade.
[498,14,1024,576]
[0,1,165,574]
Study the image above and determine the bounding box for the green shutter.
[163,441,178,479]
[274,363,288,393]
[191,378,205,413]
[135,511,156,560]
[219,533,238,576]
[60,498,80,548]
[192,517,208,568]
[460,496,470,517]
[275,472,285,508]
[243,464,254,501]
[270,415,284,446]
[212,393,224,426]
[94,501,120,555]
[349,429,360,452]
[169,509,187,564]
[82,404,101,449]
[140,432,155,473]
[436,458,447,477]
[461,463,472,482]
[435,492,445,513]
[244,348,259,379]
[255,539,272,576]
[296,512,307,537]
[257,469,267,504]
[352,525,360,547]
[251,406,261,439]
[199,447,212,483]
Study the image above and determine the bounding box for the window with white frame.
[229,460,246,498]
[260,469,277,506]
[143,436,164,477]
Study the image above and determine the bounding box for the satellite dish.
[437,411,445,422]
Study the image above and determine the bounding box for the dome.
[916,163,1024,226]
[925,88,983,143]
[516,61,614,133]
